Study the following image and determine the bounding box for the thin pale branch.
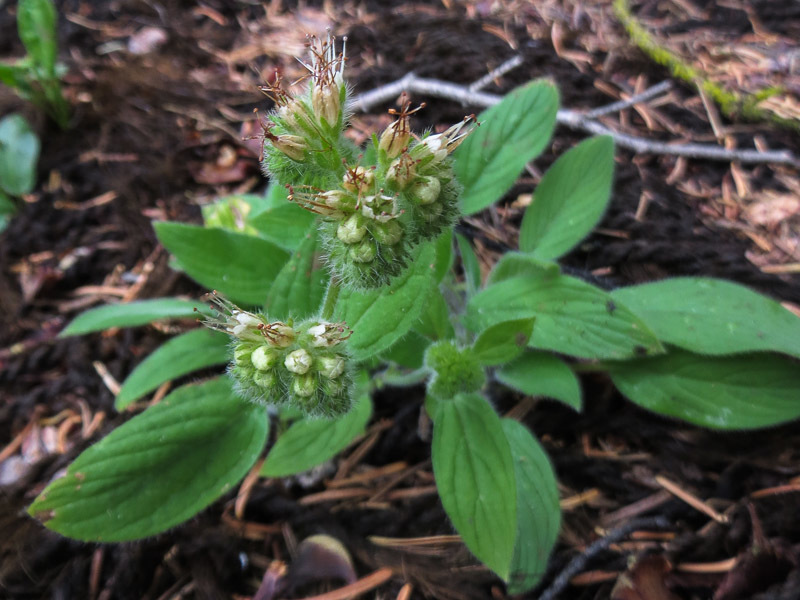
[350,74,799,168]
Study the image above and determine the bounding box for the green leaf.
[455,232,481,296]
[415,286,455,341]
[433,229,454,283]
[0,189,14,231]
[454,80,559,215]
[248,184,316,251]
[487,252,559,286]
[610,350,800,429]
[519,136,615,259]
[28,378,268,541]
[496,351,582,412]
[261,378,372,477]
[154,222,289,306]
[60,298,206,337]
[381,330,430,369]
[501,419,561,594]
[467,273,663,359]
[265,228,328,320]
[0,113,40,196]
[611,278,800,359]
[472,318,534,366]
[333,243,436,361]
[115,329,230,410]
[17,0,58,75]
[432,392,517,580]
[202,194,273,236]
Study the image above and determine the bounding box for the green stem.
[321,277,341,320]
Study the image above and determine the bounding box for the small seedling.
[0,0,70,128]
[32,34,800,593]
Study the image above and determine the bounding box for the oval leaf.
[0,113,40,196]
[432,392,517,580]
[60,298,206,337]
[333,243,436,361]
[28,378,268,541]
[487,252,560,286]
[249,202,316,252]
[261,387,372,478]
[17,0,58,74]
[501,419,561,594]
[467,273,663,359]
[611,278,800,359]
[454,80,559,215]
[455,232,481,296]
[472,318,535,366]
[265,228,329,320]
[609,350,800,429]
[116,328,230,410]
[519,135,615,259]
[154,222,289,306]
[496,351,582,412]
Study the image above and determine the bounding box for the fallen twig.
[350,74,799,167]
[538,516,672,600]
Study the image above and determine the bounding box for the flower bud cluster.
[258,35,475,290]
[200,293,354,419]
[259,32,353,188]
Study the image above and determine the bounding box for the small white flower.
[285,349,313,374]
[318,355,345,379]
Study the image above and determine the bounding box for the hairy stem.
[321,277,341,320]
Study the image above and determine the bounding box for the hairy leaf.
[432,392,517,580]
[519,136,614,259]
[455,80,559,215]
[60,298,206,337]
[455,232,481,296]
[333,243,436,361]
[0,113,40,196]
[611,278,800,359]
[154,222,289,306]
[467,273,663,359]
[610,350,800,429]
[472,318,535,366]
[265,228,328,320]
[502,419,561,594]
[496,351,582,411]
[261,384,372,478]
[28,378,268,541]
[116,329,230,410]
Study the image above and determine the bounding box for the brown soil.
[1,1,799,599]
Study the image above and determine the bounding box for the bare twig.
[468,54,525,92]
[538,516,672,600]
[585,80,673,118]
[350,74,799,167]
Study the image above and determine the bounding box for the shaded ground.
[1,1,799,599]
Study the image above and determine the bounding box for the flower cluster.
[200,293,353,419]
[259,33,475,289]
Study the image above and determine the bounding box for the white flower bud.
[272,134,307,161]
[253,370,276,389]
[342,166,374,194]
[385,153,417,189]
[409,176,441,205]
[317,355,345,379]
[373,219,403,246]
[349,240,376,263]
[312,84,341,126]
[337,214,367,244]
[233,345,253,367]
[284,348,313,374]
[292,374,316,397]
[251,345,278,371]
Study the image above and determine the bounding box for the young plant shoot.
[32,33,800,595]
